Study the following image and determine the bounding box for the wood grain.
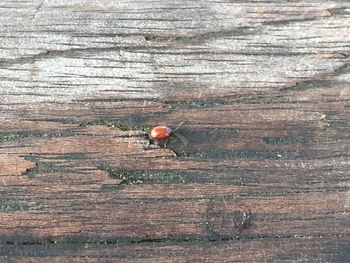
[0,0,349,261]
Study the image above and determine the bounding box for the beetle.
[147,122,187,148]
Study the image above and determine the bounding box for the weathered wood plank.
[0,0,349,261]
[2,237,349,262]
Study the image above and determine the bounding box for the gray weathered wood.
[0,0,349,261]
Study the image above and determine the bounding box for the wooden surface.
[0,0,349,262]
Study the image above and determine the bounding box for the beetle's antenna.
[173,122,187,146]
[174,121,185,132]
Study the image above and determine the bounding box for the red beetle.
[147,122,187,148]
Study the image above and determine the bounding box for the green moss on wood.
[262,137,310,145]
[104,167,197,185]
[80,119,150,132]
[0,130,75,142]
[326,121,349,132]
[178,150,300,159]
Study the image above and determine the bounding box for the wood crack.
[280,60,350,92]
[31,0,46,20]
[0,45,149,67]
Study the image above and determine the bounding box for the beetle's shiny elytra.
[147,122,186,148]
[149,126,172,141]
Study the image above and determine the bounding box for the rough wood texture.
[0,0,349,262]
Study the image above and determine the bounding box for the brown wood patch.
[0,0,349,261]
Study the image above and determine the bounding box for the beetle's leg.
[157,139,165,148]
[148,138,155,147]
